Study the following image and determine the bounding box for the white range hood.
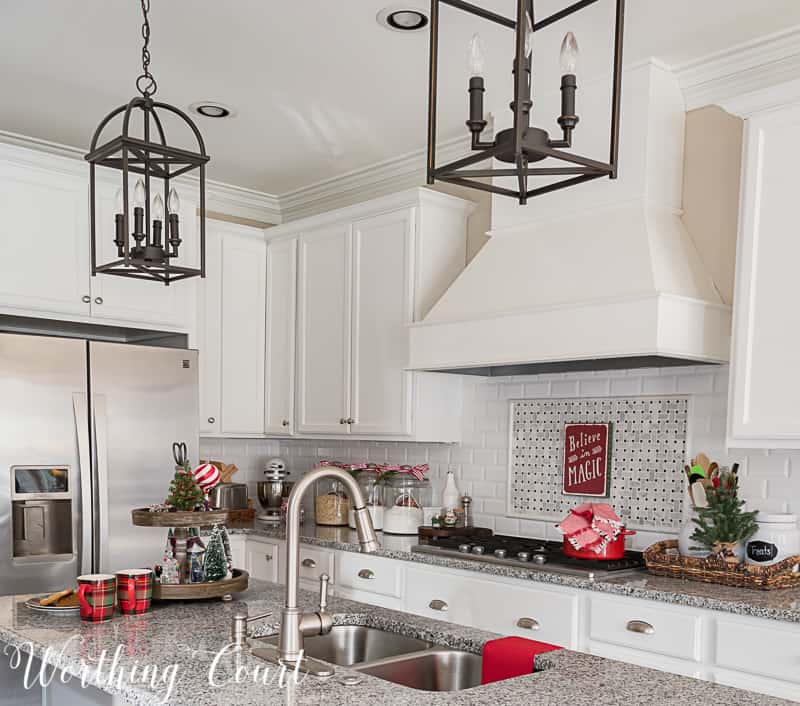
[409,62,732,375]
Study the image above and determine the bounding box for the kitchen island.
[0,579,793,705]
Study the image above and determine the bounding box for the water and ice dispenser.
[11,467,73,558]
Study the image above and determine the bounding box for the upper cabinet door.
[218,225,267,435]
[350,209,414,436]
[296,224,352,435]
[729,104,800,448]
[265,238,297,435]
[0,160,90,317]
[90,181,195,329]
[197,227,223,435]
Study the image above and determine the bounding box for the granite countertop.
[0,579,793,706]
[229,521,800,623]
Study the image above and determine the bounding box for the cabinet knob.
[339,418,347,425]
[626,620,655,635]
[207,417,216,424]
[516,617,540,631]
[81,295,91,303]
[282,419,290,427]
[346,418,356,425]
[94,297,104,305]
[264,554,273,562]
[301,558,316,568]
[357,569,375,580]
[428,599,448,612]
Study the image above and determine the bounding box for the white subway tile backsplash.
[200,365,800,543]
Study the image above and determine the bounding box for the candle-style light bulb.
[467,33,486,78]
[524,12,534,59]
[560,31,579,74]
[152,193,164,222]
[168,187,180,214]
[133,179,146,208]
[114,188,124,214]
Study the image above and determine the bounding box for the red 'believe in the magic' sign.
[562,423,611,496]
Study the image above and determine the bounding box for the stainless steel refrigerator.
[0,333,198,595]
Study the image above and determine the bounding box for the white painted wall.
[200,365,799,551]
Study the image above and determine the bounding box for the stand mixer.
[256,458,292,523]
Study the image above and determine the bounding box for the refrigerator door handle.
[91,394,110,573]
[73,393,93,576]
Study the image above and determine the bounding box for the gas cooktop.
[413,534,646,578]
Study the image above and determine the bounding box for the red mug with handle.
[77,574,117,623]
[115,569,154,616]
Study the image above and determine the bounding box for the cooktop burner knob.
[532,554,547,565]
[471,545,485,555]
[493,549,507,559]
[458,543,471,554]
[516,551,530,562]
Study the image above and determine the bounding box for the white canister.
[347,504,384,531]
[745,513,800,566]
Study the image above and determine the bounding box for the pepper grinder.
[462,495,473,528]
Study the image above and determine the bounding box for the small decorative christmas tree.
[203,526,227,582]
[165,470,205,511]
[691,476,758,564]
[217,524,233,575]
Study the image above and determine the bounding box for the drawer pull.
[357,569,375,580]
[626,620,655,635]
[428,599,448,612]
[516,617,540,631]
[301,558,317,568]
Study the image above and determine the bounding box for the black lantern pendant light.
[85,0,208,285]
[426,0,625,205]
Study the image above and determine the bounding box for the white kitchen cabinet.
[296,223,352,435]
[728,103,800,448]
[245,537,282,583]
[264,237,297,435]
[275,188,472,442]
[335,552,404,609]
[197,220,266,435]
[0,154,90,318]
[297,546,336,594]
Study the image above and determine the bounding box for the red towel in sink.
[480,636,562,685]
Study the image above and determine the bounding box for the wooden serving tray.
[131,508,229,528]
[152,569,249,600]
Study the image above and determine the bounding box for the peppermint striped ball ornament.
[192,463,220,494]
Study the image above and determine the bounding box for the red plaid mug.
[116,569,153,616]
[77,574,117,623]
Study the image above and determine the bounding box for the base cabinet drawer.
[715,618,800,684]
[337,552,402,598]
[246,539,282,583]
[589,596,702,661]
[298,546,335,584]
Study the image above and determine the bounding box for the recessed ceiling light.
[377,5,429,32]
[188,101,237,119]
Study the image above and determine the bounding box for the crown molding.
[277,132,477,223]
[0,130,282,224]
[675,25,800,111]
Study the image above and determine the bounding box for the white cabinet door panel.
[219,228,266,434]
[350,210,413,436]
[729,104,800,446]
[265,238,296,435]
[715,618,800,683]
[296,225,351,435]
[0,162,90,316]
[245,538,281,583]
[198,229,222,434]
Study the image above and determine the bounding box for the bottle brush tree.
[165,470,205,511]
[203,527,228,582]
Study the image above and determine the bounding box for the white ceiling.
[1,1,799,195]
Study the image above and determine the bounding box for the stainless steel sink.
[355,649,483,692]
[259,625,434,667]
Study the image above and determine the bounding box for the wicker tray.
[152,569,249,601]
[131,508,229,528]
[644,540,800,590]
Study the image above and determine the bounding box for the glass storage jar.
[348,468,384,531]
[314,477,349,526]
[383,473,431,535]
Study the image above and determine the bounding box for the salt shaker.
[462,495,473,528]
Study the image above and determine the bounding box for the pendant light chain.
[135,0,157,97]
